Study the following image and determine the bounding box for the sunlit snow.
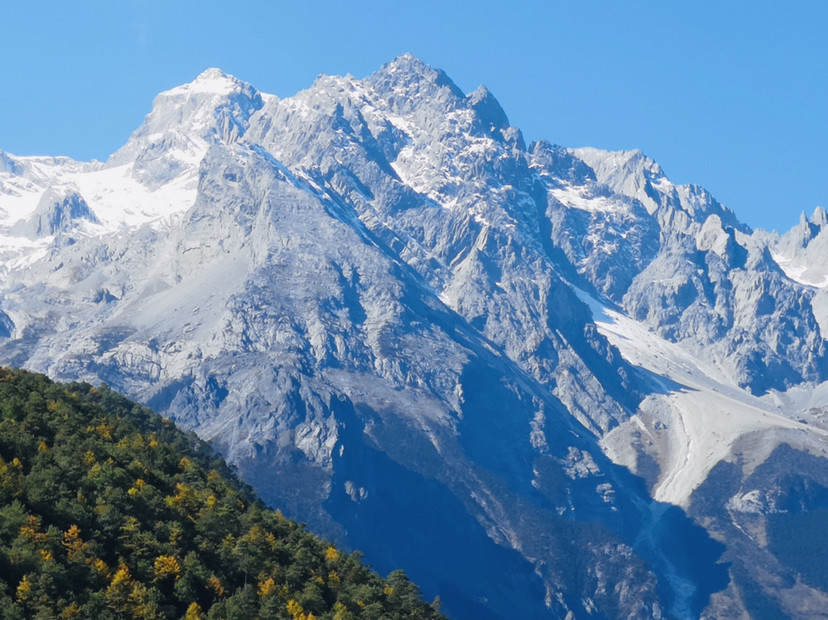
[578,290,827,506]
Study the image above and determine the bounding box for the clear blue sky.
[2,1,826,232]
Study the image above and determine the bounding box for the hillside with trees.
[0,367,444,619]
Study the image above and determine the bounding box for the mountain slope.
[2,55,828,618]
[0,367,444,619]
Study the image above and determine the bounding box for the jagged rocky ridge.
[1,55,828,618]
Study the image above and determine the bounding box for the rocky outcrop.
[11,188,98,239]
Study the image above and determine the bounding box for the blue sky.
[2,0,826,232]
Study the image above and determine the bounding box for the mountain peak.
[381,52,431,75]
[370,53,465,103]
[466,84,510,133]
[107,68,263,176]
[574,147,665,186]
[164,67,249,97]
[812,205,827,227]
[197,67,231,80]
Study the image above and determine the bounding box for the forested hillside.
[0,367,443,619]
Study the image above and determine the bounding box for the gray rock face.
[769,208,828,338]
[11,188,99,239]
[2,55,828,619]
[689,441,828,619]
[623,231,826,393]
[0,150,22,176]
[566,146,826,394]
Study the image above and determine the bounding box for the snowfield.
[579,290,828,505]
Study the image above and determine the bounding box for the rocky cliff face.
[1,55,827,619]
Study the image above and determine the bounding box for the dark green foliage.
[0,368,444,619]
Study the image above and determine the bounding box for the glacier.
[2,55,828,618]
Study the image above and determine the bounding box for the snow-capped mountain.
[2,56,828,618]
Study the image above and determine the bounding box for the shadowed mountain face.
[1,55,827,618]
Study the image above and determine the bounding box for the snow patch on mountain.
[0,158,199,266]
[579,289,824,505]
